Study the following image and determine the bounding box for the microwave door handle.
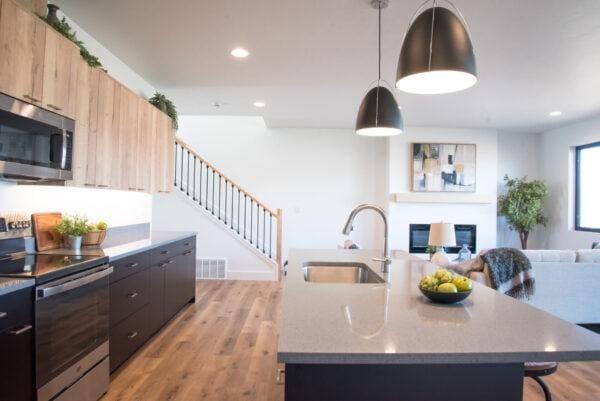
[60,129,67,170]
[37,266,113,299]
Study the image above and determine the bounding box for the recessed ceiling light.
[253,101,266,108]
[231,47,249,58]
[549,110,562,117]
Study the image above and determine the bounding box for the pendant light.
[396,0,477,95]
[356,0,403,137]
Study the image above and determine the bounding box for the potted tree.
[54,215,90,250]
[498,175,548,249]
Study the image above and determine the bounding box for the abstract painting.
[412,143,476,192]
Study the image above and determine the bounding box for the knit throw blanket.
[481,248,535,299]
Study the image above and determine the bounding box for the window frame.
[575,141,600,233]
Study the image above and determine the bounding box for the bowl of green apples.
[419,269,473,304]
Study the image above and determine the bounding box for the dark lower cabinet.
[109,236,196,372]
[0,287,34,401]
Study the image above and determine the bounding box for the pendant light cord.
[428,0,437,71]
[375,2,382,126]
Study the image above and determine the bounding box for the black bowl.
[419,287,472,304]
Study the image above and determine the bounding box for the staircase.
[173,138,283,278]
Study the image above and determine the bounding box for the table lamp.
[428,222,456,266]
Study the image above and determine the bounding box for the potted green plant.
[54,215,90,250]
[498,175,548,249]
[148,92,178,129]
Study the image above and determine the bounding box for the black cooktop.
[0,253,109,284]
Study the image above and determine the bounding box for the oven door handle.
[37,265,113,300]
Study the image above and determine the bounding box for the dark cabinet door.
[164,257,180,320]
[180,247,196,306]
[0,288,34,401]
[148,262,165,334]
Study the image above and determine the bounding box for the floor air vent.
[197,258,227,279]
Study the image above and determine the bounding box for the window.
[576,141,600,232]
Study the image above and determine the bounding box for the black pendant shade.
[356,86,403,136]
[396,6,477,94]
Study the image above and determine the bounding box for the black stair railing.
[173,139,282,272]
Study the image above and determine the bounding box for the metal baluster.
[211,169,215,215]
[269,213,273,258]
[230,185,234,229]
[205,165,209,210]
[218,175,222,220]
[180,146,184,191]
[199,161,203,205]
[224,180,228,225]
[186,150,190,196]
[243,195,247,239]
[262,208,266,253]
[256,204,260,249]
[250,200,253,244]
[237,189,241,234]
[192,156,196,200]
[173,143,178,186]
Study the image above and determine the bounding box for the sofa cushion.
[522,250,577,263]
[576,250,600,263]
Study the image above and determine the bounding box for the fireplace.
[409,224,476,254]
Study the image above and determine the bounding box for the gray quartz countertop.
[0,277,34,296]
[40,231,196,261]
[277,249,600,365]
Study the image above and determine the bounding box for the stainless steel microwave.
[0,93,74,181]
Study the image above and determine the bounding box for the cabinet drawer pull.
[23,94,40,102]
[127,262,139,268]
[159,262,168,268]
[0,312,7,319]
[128,187,137,190]
[46,103,62,111]
[184,242,191,246]
[127,331,138,340]
[127,292,139,299]
[97,184,109,188]
[168,259,175,264]
[8,325,33,336]
[160,250,170,255]
[183,250,193,255]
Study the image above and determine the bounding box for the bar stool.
[524,362,558,401]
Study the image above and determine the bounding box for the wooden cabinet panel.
[153,112,174,193]
[0,0,46,105]
[110,268,150,326]
[136,100,155,192]
[93,72,117,187]
[118,87,140,191]
[42,24,79,119]
[70,60,92,187]
[109,304,149,372]
[13,0,45,15]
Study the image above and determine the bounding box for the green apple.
[434,269,454,284]
[452,276,473,292]
[437,283,458,293]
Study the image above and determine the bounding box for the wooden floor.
[103,280,600,401]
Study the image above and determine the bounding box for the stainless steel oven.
[35,264,112,401]
[0,93,74,181]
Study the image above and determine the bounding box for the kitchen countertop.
[41,231,196,261]
[277,249,600,365]
[0,277,34,296]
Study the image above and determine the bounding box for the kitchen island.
[278,249,600,401]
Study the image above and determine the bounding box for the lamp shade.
[428,222,456,247]
[396,6,477,94]
[355,86,404,136]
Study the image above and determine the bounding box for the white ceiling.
[55,0,600,133]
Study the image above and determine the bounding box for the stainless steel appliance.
[0,93,74,181]
[0,247,111,401]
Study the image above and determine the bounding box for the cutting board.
[32,212,63,251]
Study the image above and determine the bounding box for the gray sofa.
[467,249,600,324]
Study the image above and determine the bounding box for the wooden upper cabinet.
[91,71,116,188]
[0,0,46,105]
[136,99,155,192]
[42,25,79,119]
[117,86,140,191]
[154,112,174,193]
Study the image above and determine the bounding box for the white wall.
[157,116,389,262]
[0,11,157,228]
[0,182,152,227]
[537,116,600,249]
[496,131,541,248]
[388,127,498,253]
[58,10,156,98]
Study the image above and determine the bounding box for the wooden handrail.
[175,137,276,215]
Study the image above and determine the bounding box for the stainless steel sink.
[302,262,385,284]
